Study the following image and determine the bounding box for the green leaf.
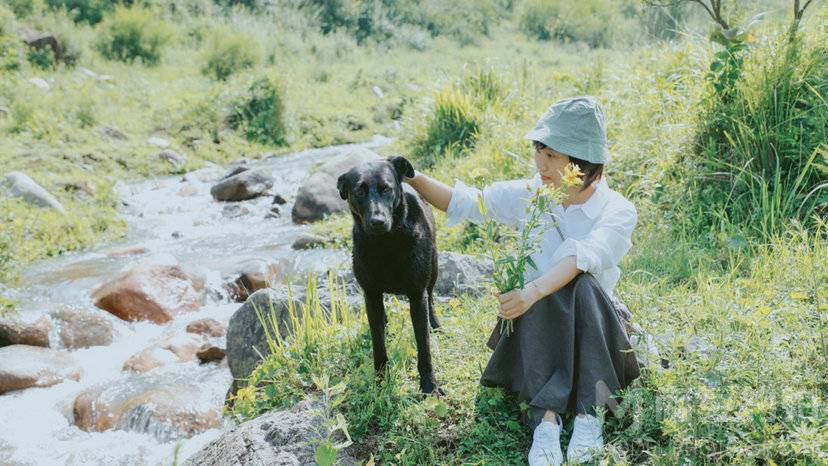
[709,61,723,72]
[434,401,449,417]
[315,442,337,466]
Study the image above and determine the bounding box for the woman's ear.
[337,170,355,200]
[389,155,415,180]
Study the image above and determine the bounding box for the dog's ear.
[337,170,355,200]
[389,156,415,181]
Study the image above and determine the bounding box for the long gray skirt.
[481,273,640,427]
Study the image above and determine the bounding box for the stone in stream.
[0,345,82,394]
[196,344,226,364]
[0,315,52,348]
[73,376,222,440]
[291,233,327,250]
[157,149,186,167]
[50,306,114,349]
[186,318,226,337]
[222,203,250,218]
[186,399,355,466]
[122,333,206,373]
[291,147,380,224]
[433,251,493,297]
[271,193,287,205]
[91,254,204,324]
[210,168,273,202]
[1,171,65,213]
[223,258,288,303]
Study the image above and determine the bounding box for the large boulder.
[0,315,52,348]
[91,254,203,324]
[122,333,205,373]
[50,307,114,349]
[291,147,379,223]
[211,169,274,202]
[186,399,355,466]
[434,252,493,297]
[226,288,302,394]
[19,27,63,63]
[1,171,65,213]
[0,345,82,394]
[73,375,222,440]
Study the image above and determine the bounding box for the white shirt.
[446,174,637,299]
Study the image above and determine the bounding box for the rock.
[19,27,63,63]
[171,231,183,239]
[147,136,170,147]
[211,169,273,202]
[73,376,222,440]
[0,105,8,117]
[1,171,65,213]
[197,344,225,363]
[177,184,199,197]
[222,204,250,218]
[220,165,250,180]
[186,318,226,337]
[272,194,287,205]
[80,67,112,82]
[0,345,82,394]
[434,252,493,297]
[291,147,379,223]
[122,333,205,373]
[50,307,113,349]
[28,77,50,90]
[226,288,302,392]
[291,234,327,250]
[158,149,186,167]
[186,399,354,466]
[224,259,287,303]
[265,205,280,219]
[0,315,52,348]
[103,246,148,257]
[97,124,128,140]
[91,254,203,324]
[372,85,384,99]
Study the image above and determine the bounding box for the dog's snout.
[368,216,386,228]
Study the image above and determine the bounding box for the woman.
[405,96,641,465]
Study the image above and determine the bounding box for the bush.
[0,6,23,71]
[519,0,636,48]
[228,76,287,146]
[690,28,828,239]
[410,86,481,168]
[96,6,171,65]
[202,29,260,81]
[46,0,118,25]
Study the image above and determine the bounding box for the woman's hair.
[533,140,604,190]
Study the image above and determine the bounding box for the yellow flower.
[562,163,583,187]
[470,167,490,181]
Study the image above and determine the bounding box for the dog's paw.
[420,381,446,397]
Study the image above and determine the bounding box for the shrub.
[0,6,23,71]
[228,76,288,146]
[46,0,118,25]
[202,29,260,81]
[410,86,480,168]
[518,0,636,48]
[689,29,828,239]
[96,6,171,65]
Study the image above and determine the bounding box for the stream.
[0,135,391,465]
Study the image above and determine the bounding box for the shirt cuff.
[554,238,599,275]
[446,179,481,227]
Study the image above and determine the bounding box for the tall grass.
[409,86,480,168]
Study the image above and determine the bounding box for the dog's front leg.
[365,291,389,377]
[409,290,443,395]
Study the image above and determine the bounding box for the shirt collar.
[528,174,610,219]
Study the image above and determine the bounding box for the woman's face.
[534,145,571,187]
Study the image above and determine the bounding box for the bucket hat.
[524,96,609,164]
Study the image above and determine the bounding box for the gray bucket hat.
[524,96,609,164]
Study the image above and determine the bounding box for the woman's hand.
[495,282,543,320]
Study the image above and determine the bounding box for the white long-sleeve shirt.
[446,174,637,299]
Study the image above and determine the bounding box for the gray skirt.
[481,273,640,426]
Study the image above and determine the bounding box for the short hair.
[532,140,604,191]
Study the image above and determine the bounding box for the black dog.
[337,156,442,395]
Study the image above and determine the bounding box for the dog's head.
[336,156,415,235]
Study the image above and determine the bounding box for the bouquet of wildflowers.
[474,164,583,337]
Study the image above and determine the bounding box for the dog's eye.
[379,185,390,194]
[356,184,368,196]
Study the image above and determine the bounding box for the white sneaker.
[528,414,563,466]
[566,414,604,464]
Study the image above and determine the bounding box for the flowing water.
[0,136,390,466]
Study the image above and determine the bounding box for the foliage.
[228,76,288,146]
[0,5,23,71]
[409,86,480,168]
[201,28,260,81]
[46,0,120,25]
[518,0,638,47]
[96,5,171,65]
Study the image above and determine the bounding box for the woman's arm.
[497,256,580,320]
[405,171,453,212]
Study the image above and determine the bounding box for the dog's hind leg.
[365,291,389,377]
[427,291,440,329]
[409,290,443,395]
